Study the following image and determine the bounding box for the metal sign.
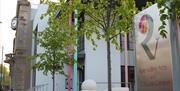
[134,4,173,91]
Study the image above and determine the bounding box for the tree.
[0,64,10,90]
[32,15,75,91]
[156,0,180,38]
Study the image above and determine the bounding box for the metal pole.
[124,34,129,87]
[73,9,78,91]
[68,0,73,91]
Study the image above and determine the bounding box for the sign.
[134,4,173,91]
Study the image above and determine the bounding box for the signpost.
[124,34,129,87]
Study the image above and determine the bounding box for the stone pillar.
[11,0,32,91]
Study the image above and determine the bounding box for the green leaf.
[158,25,165,30]
[160,30,168,38]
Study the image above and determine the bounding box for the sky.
[0,0,40,68]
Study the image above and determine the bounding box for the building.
[32,4,129,91]
[31,3,180,91]
[14,1,155,91]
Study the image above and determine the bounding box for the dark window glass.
[34,26,38,55]
[78,36,85,52]
[78,66,85,91]
[78,11,85,52]
[121,66,135,89]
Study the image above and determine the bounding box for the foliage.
[156,0,180,38]
[39,0,138,48]
[35,0,138,77]
[0,64,10,85]
[32,17,75,76]
[81,0,137,49]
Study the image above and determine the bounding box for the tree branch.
[87,20,104,32]
[110,12,116,27]
[99,11,107,29]
[86,12,106,31]
[109,32,121,40]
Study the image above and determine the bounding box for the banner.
[134,4,173,91]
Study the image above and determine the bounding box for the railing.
[25,84,48,91]
[82,82,134,91]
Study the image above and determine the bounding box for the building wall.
[30,7,37,89]
[121,51,136,66]
[84,34,121,90]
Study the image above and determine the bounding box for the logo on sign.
[139,14,159,60]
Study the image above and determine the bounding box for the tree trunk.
[107,39,112,91]
[52,68,55,91]
[106,0,112,90]
[52,50,56,91]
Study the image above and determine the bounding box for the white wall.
[85,34,121,90]
[120,51,136,66]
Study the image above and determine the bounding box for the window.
[78,11,85,52]
[34,26,38,55]
[78,66,85,91]
[121,66,135,89]
[78,36,85,52]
